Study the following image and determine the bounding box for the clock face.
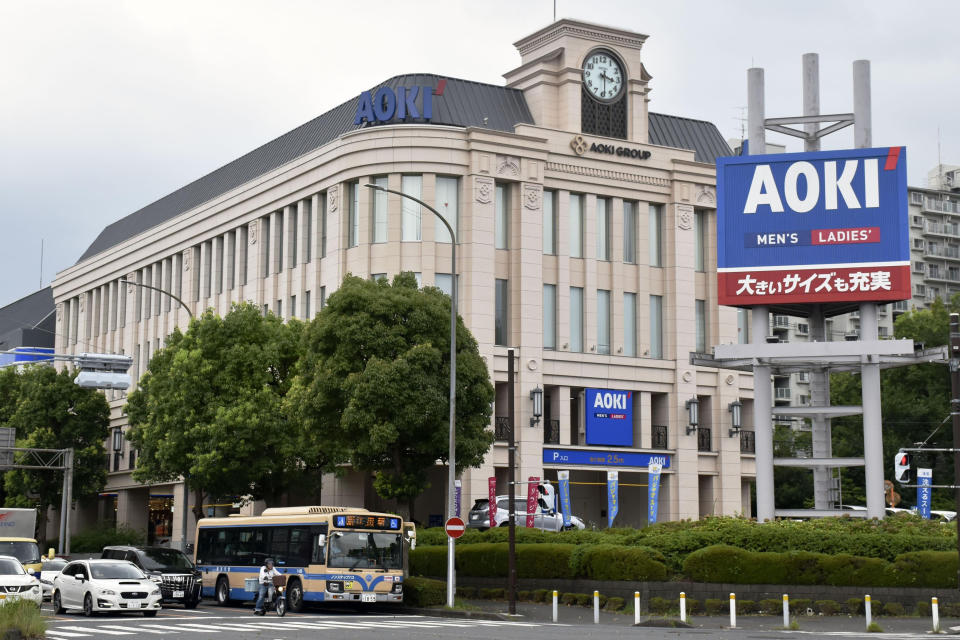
[583,51,624,102]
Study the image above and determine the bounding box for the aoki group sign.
[354,79,445,125]
[716,147,910,306]
[584,388,633,446]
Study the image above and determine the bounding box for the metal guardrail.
[697,427,712,452]
[494,416,510,442]
[543,419,560,444]
[740,430,756,453]
[652,425,668,449]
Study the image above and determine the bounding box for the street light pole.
[364,184,458,607]
[118,278,194,552]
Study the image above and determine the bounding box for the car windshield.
[0,558,25,575]
[327,532,402,571]
[139,549,194,571]
[470,499,489,511]
[42,559,67,572]
[0,541,40,565]
[89,563,146,580]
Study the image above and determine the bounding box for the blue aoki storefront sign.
[354,80,445,125]
[584,388,634,446]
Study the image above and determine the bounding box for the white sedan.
[0,555,42,606]
[39,557,68,600]
[53,559,161,616]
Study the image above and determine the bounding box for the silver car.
[467,496,585,531]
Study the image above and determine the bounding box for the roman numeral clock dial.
[583,52,624,102]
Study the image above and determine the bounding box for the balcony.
[772,315,790,329]
[494,416,510,442]
[924,198,960,215]
[740,430,756,454]
[696,427,712,452]
[775,387,792,400]
[923,244,960,261]
[652,425,668,449]
[893,300,909,313]
[543,419,560,445]
[924,221,960,238]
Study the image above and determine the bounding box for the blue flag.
[917,468,932,519]
[648,462,662,524]
[558,471,572,528]
[607,471,619,528]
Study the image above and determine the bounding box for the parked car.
[931,510,956,523]
[0,555,42,607]
[39,557,68,600]
[52,559,161,616]
[101,546,201,608]
[467,496,585,531]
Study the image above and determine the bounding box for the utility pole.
[507,347,517,615]
[949,313,960,589]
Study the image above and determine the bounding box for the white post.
[634,591,640,625]
[552,590,558,623]
[782,594,789,628]
[729,593,736,628]
[594,591,600,624]
[680,591,687,623]
[932,596,940,633]
[864,594,872,629]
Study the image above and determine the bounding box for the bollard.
[932,596,940,633]
[864,594,872,629]
[680,591,687,623]
[729,593,736,628]
[634,591,640,625]
[552,590,558,623]
[782,594,789,628]
[594,591,600,624]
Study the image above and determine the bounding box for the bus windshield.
[327,531,402,571]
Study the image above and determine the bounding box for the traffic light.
[537,481,556,513]
[893,450,912,484]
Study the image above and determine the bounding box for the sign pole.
[949,313,960,589]
[507,348,517,615]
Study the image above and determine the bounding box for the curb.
[396,606,513,621]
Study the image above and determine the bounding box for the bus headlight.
[327,581,343,593]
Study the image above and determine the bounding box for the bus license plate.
[173,590,185,598]
[361,593,376,603]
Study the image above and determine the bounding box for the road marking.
[45,632,89,638]
[137,624,184,633]
[96,625,170,634]
[55,627,133,636]
[168,624,225,633]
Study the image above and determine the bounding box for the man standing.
[254,558,280,615]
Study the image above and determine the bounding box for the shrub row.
[410,542,667,582]
[682,545,958,588]
[403,577,446,608]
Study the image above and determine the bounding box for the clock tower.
[505,19,652,143]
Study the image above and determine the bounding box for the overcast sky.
[0,0,956,307]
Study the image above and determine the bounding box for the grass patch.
[0,598,46,638]
[867,620,884,632]
[446,599,482,611]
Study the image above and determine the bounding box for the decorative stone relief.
[78,296,85,314]
[679,183,691,202]
[496,155,520,177]
[479,154,491,174]
[681,370,693,383]
[475,177,494,204]
[523,184,542,210]
[725,374,736,386]
[677,204,694,230]
[696,185,716,206]
[56,304,62,323]
[181,249,191,272]
[526,358,538,371]
[247,221,258,245]
[328,185,339,212]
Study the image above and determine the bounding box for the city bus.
[194,506,411,612]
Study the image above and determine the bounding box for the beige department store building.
[51,19,756,546]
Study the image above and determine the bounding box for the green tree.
[126,303,304,521]
[1,365,111,544]
[287,273,495,521]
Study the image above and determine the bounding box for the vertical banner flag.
[526,476,540,528]
[454,479,462,518]
[558,470,572,528]
[607,471,619,528]
[488,476,497,528]
[917,468,932,519]
[647,462,663,524]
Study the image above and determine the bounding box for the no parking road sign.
[445,516,466,539]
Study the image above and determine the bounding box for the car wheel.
[53,590,65,614]
[184,597,199,609]
[83,593,94,617]
[143,610,158,617]
[216,576,231,606]
[286,579,304,613]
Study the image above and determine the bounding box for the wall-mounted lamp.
[685,397,700,436]
[728,399,743,437]
[112,427,123,452]
[529,386,543,428]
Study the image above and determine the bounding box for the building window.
[261,216,272,277]
[624,292,637,357]
[623,201,637,264]
[596,198,611,260]
[570,193,584,258]
[649,294,663,358]
[372,176,388,243]
[225,231,235,291]
[348,181,360,248]
[215,236,224,294]
[597,289,611,354]
[320,286,326,309]
[372,273,387,282]
[436,176,459,243]
[275,299,282,318]
[649,203,663,267]
[202,242,212,298]
[570,287,584,352]
[304,291,311,319]
[402,175,422,241]
[495,279,508,346]
[435,273,458,299]
[543,284,557,350]
[275,212,284,274]
[305,198,313,263]
[290,295,297,318]
[289,206,298,267]
[695,299,707,352]
[694,210,706,272]
[543,189,557,255]
[320,192,328,258]
[495,183,509,249]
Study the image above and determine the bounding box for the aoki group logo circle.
[570,135,588,155]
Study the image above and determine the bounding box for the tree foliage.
[126,303,304,516]
[0,365,111,541]
[287,273,494,518]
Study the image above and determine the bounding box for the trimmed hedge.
[403,577,445,608]
[571,544,667,582]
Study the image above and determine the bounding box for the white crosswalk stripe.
[54,626,134,636]
[96,626,168,634]
[45,631,89,638]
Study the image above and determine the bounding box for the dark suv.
[101,546,201,608]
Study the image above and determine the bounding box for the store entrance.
[147,495,174,547]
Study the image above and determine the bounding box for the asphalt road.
[41,599,959,640]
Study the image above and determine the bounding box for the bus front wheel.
[286,578,304,613]
[216,576,232,606]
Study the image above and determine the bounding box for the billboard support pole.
[507,348,517,615]
[747,66,775,522]
[948,314,960,590]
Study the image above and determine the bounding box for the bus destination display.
[333,514,401,530]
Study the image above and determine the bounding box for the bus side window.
[311,526,328,565]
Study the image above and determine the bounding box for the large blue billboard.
[584,388,633,446]
[716,146,910,306]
